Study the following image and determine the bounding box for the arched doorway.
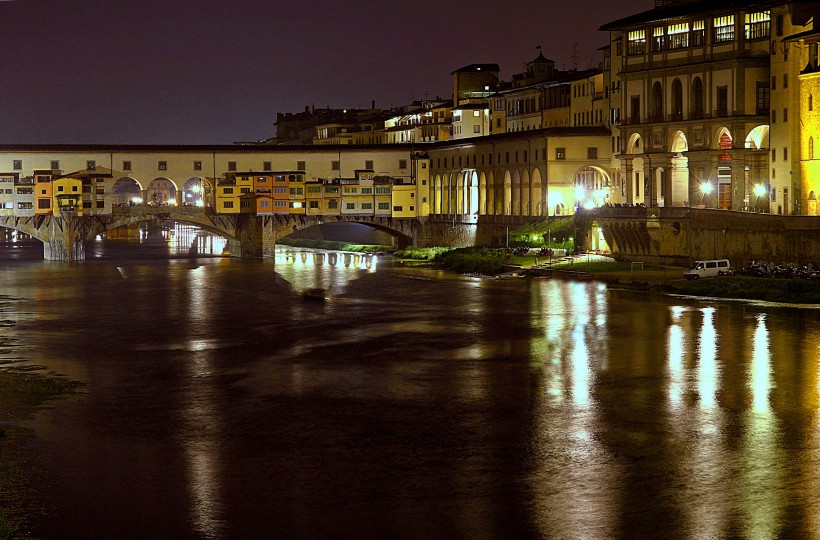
[521,169,531,215]
[669,130,689,207]
[503,170,512,215]
[715,127,733,209]
[531,168,544,216]
[627,133,645,204]
[479,172,487,215]
[468,171,479,217]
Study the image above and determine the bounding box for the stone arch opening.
[531,168,544,216]
[745,125,769,149]
[511,170,522,216]
[521,169,531,216]
[113,177,143,206]
[627,133,643,155]
[478,172,487,215]
[574,166,611,209]
[182,177,212,207]
[669,131,690,207]
[809,191,817,216]
[503,170,512,215]
[147,178,177,206]
[715,127,733,150]
[468,171,479,217]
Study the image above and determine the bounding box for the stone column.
[731,153,745,211]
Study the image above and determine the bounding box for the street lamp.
[753,183,767,212]
[699,181,713,207]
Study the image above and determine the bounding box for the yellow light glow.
[754,184,766,197]
[700,181,713,195]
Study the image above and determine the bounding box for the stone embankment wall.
[597,208,820,266]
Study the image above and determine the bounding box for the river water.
[2,238,820,539]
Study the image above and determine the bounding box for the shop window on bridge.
[378,202,389,210]
[745,11,770,39]
[86,161,96,170]
[328,200,338,209]
[556,147,566,160]
[17,202,32,210]
[38,199,50,209]
[50,160,59,170]
[193,161,202,171]
[224,201,234,209]
[123,161,132,171]
[158,161,167,171]
[13,160,21,170]
[309,201,319,209]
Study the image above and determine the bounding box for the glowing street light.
[753,183,766,197]
[699,181,714,195]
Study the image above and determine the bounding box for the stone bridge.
[0,207,424,261]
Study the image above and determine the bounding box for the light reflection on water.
[2,245,820,538]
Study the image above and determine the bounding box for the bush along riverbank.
[0,369,82,538]
[434,247,506,275]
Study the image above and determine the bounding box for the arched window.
[652,82,664,122]
[810,136,815,160]
[672,79,683,121]
[692,77,704,118]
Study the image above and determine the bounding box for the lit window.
[667,23,689,49]
[627,30,646,55]
[714,15,735,42]
[745,11,770,39]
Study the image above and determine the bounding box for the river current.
[2,240,820,539]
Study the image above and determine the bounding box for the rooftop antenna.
[571,43,579,71]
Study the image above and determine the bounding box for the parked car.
[684,259,733,280]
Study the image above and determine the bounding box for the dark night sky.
[1,0,653,144]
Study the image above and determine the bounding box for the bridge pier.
[43,214,88,261]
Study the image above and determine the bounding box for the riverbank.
[525,259,820,305]
[0,369,81,538]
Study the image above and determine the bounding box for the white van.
[683,259,733,279]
